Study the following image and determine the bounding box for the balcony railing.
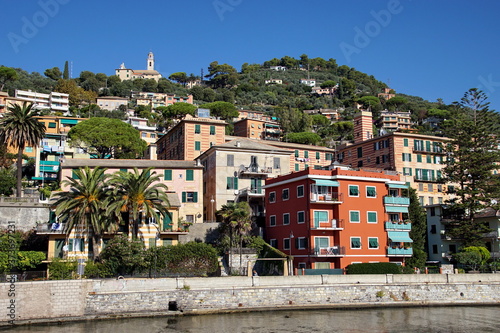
[414,176,440,183]
[384,221,411,230]
[384,196,410,205]
[239,187,264,197]
[310,192,343,203]
[312,246,345,256]
[311,219,344,230]
[387,247,413,256]
[240,165,273,175]
[36,223,67,234]
[412,147,445,155]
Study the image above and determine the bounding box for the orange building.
[264,166,412,271]
[233,118,282,141]
[156,115,227,160]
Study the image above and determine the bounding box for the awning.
[386,206,409,213]
[388,231,413,242]
[313,179,340,187]
[61,119,78,125]
[387,183,409,189]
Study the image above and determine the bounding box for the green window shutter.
[186,169,194,181]
[164,169,172,181]
[295,164,299,171]
[304,151,309,158]
[210,125,215,135]
[427,155,432,163]
[417,154,422,163]
[120,168,128,173]
[409,168,412,176]
[351,238,361,248]
[404,138,408,147]
[193,192,198,203]
[350,211,360,222]
[369,238,378,248]
[226,177,232,189]
[163,212,172,230]
[316,152,320,159]
[163,238,173,246]
[195,141,201,151]
[49,211,56,223]
[234,177,239,189]
[195,124,200,133]
[368,212,377,223]
[48,122,56,128]
[68,239,74,251]
[294,150,299,157]
[431,170,435,181]
[182,192,186,203]
[80,239,85,251]
[426,141,431,152]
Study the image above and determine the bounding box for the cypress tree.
[441,88,500,247]
[63,61,69,79]
[405,187,427,268]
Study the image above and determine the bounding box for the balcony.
[387,247,413,256]
[384,196,410,205]
[311,219,344,230]
[36,223,66,234]
[311,246,345,257]
[414,176,440,183]
[412,147,445,155]
[310,192,343,204]
[238,187,264,198]
[385,221,411,231]
[240,165,273,176]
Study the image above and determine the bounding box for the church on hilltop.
[115,52,162,81]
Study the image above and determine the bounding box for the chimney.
[353,111,373,144]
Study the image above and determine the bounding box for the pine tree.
[405,187,427,268]
[441,88,500,247]
[63,61,69,79]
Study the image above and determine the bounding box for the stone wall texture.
[0,204,50,232]
[1,274,500,326]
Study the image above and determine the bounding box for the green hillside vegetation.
[1,54,451,146]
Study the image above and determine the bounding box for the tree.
[0,66,18,91]
[320,80,336,89]
[168,72,188,86]
[404,188,427,269]
[358,96,381,110]
[386,96,408,110]
[54,79,97,106]
[0,167,16,196]
[0,102,46,196]
[67,117,147,159]
[205,61,239,88]
[63,61,69,80]
[53,167,113,259]
[99,234,146,276]
[331,121,354,141]
[163,242,219,276]
[107,167,170,239]
[441,88,500,246]
[284,132,321,145]
[199,101,238,120]
[44,67,62,81]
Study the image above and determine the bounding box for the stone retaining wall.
[1,274,500,326]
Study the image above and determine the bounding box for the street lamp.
[289,231,294,276]
[210,197,215,222]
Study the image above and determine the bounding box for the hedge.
[346,262,401,274]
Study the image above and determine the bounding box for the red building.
[264,165,412,272]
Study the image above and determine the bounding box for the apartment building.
[378,87,396,100]
[14,89,69,113]
[233,118,282,141]
[96,96,128,111]
[156,115,227,160]
[337,111,451,207]
[234,110,272,122]
[196,138,291,223]
[264,166,412,271]
[133,91,193,109]
[377,110,413,132]
[126,116,160,146]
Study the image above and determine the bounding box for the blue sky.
[1,0,499,110]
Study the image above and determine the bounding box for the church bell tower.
[147,51,154,71]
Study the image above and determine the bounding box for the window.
[120,168,128,173]
[357,160,363,167]
[142,133,147,138]
[428,184,434,192]
[273,157,281,169]
[429,197,434,205]
[298,262,306,269]
[368,237,379,249]
[227,154,234,166]
[366,186,376,198]
[297,211,305,224]
[164,169,172,181]
[434,155,442,164]
[430,224,437,233]
[419,196,424,205]
[283,238,290,250]
[195,141,201,151]
[367,211,377,223]
[348,185,359,197]
[163,238,173,246]
[182,192,198,203]
[282,188,289,200]
[351,237,361,249]
[297,185,304,198]
[270,215,276,226]
[414,139,424,151]
[357,147,363,158]
[72,169,79,179]
[316,152,320,160]
[269,191,276,203]
[186,169,194,181]
[195,124,201,134]
[294,150,299,158]
[376,156,380,164]
[315,262,330,269]
[404,138,408,147]
[295,164,299,171]
[283,213,290,225]
[313,211,329,227]
[297,237,307,249]
[210,125,216,135]
[325,153,333,161]
[426,155,432,163]
[402,153,412,162]
[68,238,84,252]
[48,122,56,128]
[25,147,33,153]
[350,211,360,223]
[270,239,277,248]
[304,151,309,158]
[432,244,438,254]
[226,177,238,190]
[403,167,412,176]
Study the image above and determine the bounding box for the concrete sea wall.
[1,274,500,326]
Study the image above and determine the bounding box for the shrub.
[99,234,146,276]
[165,242,219,276]
[346,262,402,274]
[84,261,113,278]
[48,258,77,280]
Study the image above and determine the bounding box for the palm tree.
[107,167,170,239]
[53,166,113,259]
[0,102,46,196]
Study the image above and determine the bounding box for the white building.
[15,90,69,113]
